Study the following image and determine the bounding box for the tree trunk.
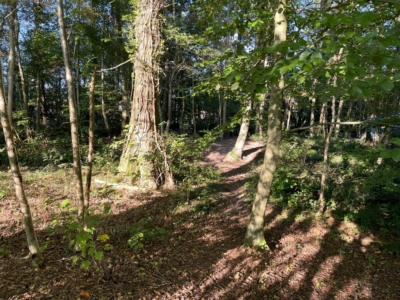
[56,0,85,219]
[319,48,342,212]
[15,12,29,137]
[165,68,174,134]
[318,102,327,137]
[7,1,17,122]
[225,99,252,160]
[335,98,344,137]
[310,97,316,137]
[119,0,165,189]
[0,55,43,267]
[84,67,96,227]
[35,75,41,133]
[258,99,265,136]
[244,0,287,248]
[191,78,196,135]
[100,55,111,137]
[121,68,129,135]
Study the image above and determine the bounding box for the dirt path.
[0,138,399,299]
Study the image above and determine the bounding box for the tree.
[56,0,85,219]
[0,54,43,267]
[119,0,167,189]
[244,0,287,248]
[6,0,17,122]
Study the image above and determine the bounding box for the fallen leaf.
[80,290,90,298]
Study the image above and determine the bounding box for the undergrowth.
[245,136,400,254]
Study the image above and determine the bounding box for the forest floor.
[1,138,400,299]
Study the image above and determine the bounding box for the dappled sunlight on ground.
[1,139,399,299]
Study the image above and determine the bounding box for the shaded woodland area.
[1,0,400,299]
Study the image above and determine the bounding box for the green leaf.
[279,65,290,75]
[311,52,322,59]
[231,82,240,91]
[391,138,400,147]
[351,86,363,97]
[380,78,394,92]
[60,199,70,208]
[299,50,312,61]
[215,83,221,91]
[297,76,306,84]
[80,260,91,270]
[381,149,400,162]
[95,251,103,260]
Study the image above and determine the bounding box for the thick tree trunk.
[244,0,287,248]
[225,99,252,160]
[119,0,165,189]
[0,56,43,267]
[57,0,85,218]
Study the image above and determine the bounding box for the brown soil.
[1,138,400,299]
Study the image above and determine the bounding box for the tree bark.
[335,98,344,137]
[7,0,17,122]
[244,0,287,248]
[15,12,29,137]
[100,55,111,137]
[318,48,342,212]
[225,99,252,160]
[0,55,43,267]
[84,67,96,227]
[119,0,165,189]
[56,0,85,219]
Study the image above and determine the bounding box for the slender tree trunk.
[225,99,252,160]
[310,97,316,137]
[7,1,17,122]
[165,67,174,134]
[100,56,111,137]
[285,102,292,131]
[258,99,265,136]
[191,78,196,135]
[180,91,185,134]
[244,0,287,248]
[56,0,85,218]
[84,67,96,227]
[318,101,335,212]
[35,75,41,133]
[0,56,43,267]
[119,0,165,189]
[15,13,29,137]
[319,48,342,212]
[335,98,343,137]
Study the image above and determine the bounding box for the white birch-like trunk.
[225,99,252,160]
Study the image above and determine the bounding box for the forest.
[0,0,400,299]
